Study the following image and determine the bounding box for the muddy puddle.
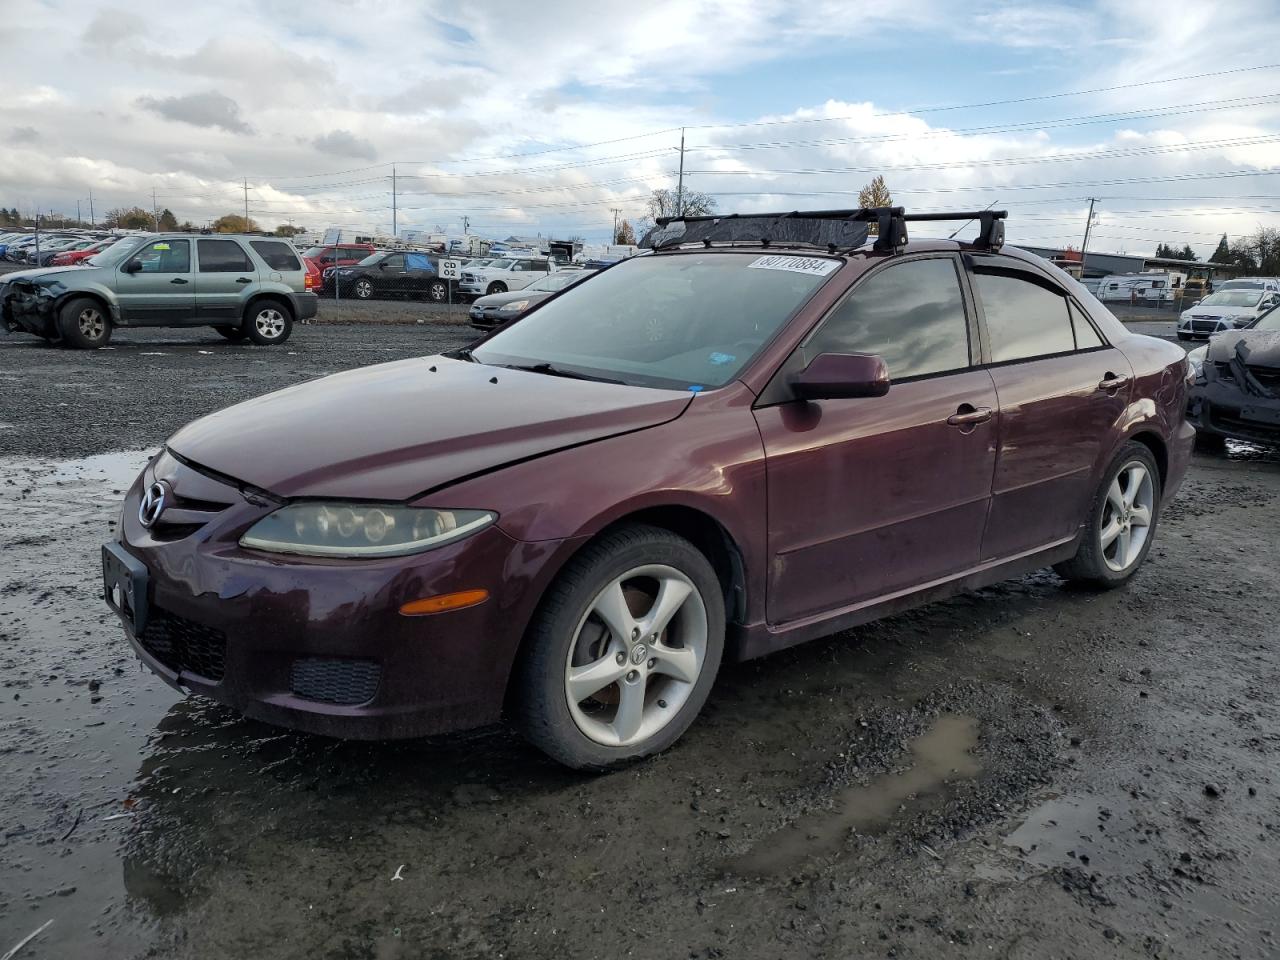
[728,714,982,876]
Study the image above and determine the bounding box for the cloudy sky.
[2,0,1278,253]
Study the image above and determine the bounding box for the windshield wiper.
[495,362,625,384]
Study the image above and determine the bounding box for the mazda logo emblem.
[138,480,169,528]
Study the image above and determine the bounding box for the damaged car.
[1,234,317,348]
[103,207,1193,770]
[1186,302,1280,449]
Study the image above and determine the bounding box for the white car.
[458,256,556,297]
[1178,289,1280,341]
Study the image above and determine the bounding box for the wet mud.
[3,329,1280,958]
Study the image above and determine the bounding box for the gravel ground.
[2,323,1279,959]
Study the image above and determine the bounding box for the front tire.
[354,278,374,300]
[487,281,507,295]
[512,524,725,770]
[245,301,293,345]
[1194,430,1227,454]
[428,280,448,303]
[1054,441,1161,589]
[57,297,112,349]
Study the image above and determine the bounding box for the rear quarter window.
[250,240,302,271]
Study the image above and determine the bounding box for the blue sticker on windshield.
[688,385,704,392]
[707,352,735,365]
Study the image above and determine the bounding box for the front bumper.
[1187,380,1280,445]
[1179,316,1250,339]
[107,452,575,739]
[0,279,57,337]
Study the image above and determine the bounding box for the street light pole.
[675,127,686,218]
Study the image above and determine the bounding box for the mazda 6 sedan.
[104,222,1193,769]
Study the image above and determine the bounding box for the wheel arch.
[244,291,295,322]
[54,290,114,339]
[1126,428,1168,489]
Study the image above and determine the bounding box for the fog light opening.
[399,589,490,616]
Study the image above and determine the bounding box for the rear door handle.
[235,277,252,284]
[947,404,993,427]
[1098,373,1130,391]
[169,278,188,285]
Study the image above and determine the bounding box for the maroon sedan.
[103,208,1193,769]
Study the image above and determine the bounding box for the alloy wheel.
[430,281,447,302]
[254,308,286,340]
[564,564,708,747]
[77,308,105,340]
[355,279,373,299]
[1100,461,1154,572]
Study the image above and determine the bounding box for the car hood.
[167,356,693,500]
[474,290,551,308]
[1205,329,1280,368]
[1187,305,1256,317]
[0,265,98,285]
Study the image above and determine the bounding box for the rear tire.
[1054,441,1161,589]
[244,301,293,345]
[1176,333,1191,341]
[511,524,725,770]
[214,325,247,341]
[57,297,112,349]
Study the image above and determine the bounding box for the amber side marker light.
[399,589,490,616]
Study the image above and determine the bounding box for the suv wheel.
[57,297,112,349]
[487,281,507,295]
[245,301,293,345]
[512,524,725,770]
[354,278,374,300]
[1054,441,1161,589]
[428,280,448,303]
[214,325,248,341]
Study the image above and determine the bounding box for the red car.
[102,207,1193,769]
[49,238,117,266]
[300,243,376,274]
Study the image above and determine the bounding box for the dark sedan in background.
[1186,303,1280,448]
[469,269,595,329]
[327,251,453,302]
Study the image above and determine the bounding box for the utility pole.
[88,189,94,228]
[462,215,470,236]
[243,178,249,227]
[1080,198,1098,272]
[611,207,622,244]
[76,199,81,225]
[675,127,686,218]
[152,186,159,232]
[391,164,398,239]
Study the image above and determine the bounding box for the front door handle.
[235,277,252,284]
[947,404,993,428]
[1098,372,1130,391]
[169,278,188,285]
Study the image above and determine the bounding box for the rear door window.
[802,256,971,380]
[249,240,301,271]
[1068,300,1104,349]
[198,239,254,273]
[974,271,1075,362]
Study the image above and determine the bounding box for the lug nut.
[626,670,638,682]
[648,659,656,669]
[657,699,667,708]
[616,652,626,665]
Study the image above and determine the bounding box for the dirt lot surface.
[2,325,1279,959]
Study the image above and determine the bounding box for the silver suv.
[0,234,318,348]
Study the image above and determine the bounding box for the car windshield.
[472,252,839,390]
[86,235,147,267]
[1200,290,1262,308]
[485,259,513,270]
[355,253,384,266]
[1253,305,1280,331]
[301,246,328,258]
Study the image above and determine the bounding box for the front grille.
[139,607,227,682]
[290,658,381,706]
[1191,319,1222,332]
[1247,365,1280,396]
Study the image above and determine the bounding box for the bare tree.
[637,187,717,237]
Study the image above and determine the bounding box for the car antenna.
[948,200,998,240]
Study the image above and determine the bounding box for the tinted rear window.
[250,240,302,271]
[198,239,253,273]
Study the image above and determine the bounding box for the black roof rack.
[640,206,1007,254]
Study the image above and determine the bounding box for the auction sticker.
[746,255,840,276]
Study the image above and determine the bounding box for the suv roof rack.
[641,206,1008,254]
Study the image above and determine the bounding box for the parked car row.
[1177,278,1280,340]
[0,231,125,265]
[469,269,596,329]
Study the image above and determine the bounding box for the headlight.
[499,300,530,312]
[1186,346,1208,382]
[240,504,496,558]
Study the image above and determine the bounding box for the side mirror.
[378,261,388,270]
[791,352,890,400]
[123,259,142,273]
